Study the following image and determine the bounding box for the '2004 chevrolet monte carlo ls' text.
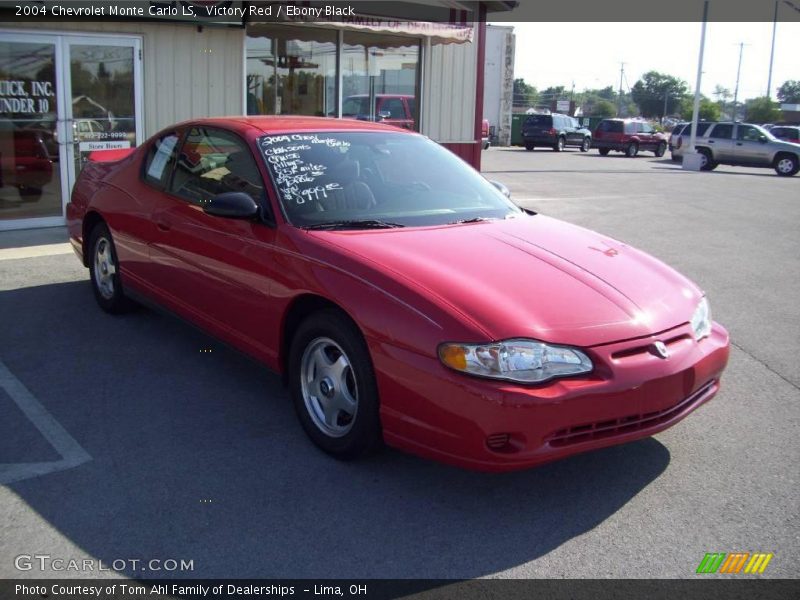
[66,117,729,472]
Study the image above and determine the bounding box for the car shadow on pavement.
[2,281,671,579]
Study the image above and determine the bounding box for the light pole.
[767,1,778,99]
[683,0,709,171]
[732,42,747,121]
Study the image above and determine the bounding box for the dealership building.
[0,0,516,231]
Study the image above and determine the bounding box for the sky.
[500,21,800,102]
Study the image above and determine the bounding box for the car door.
[562,116,577,145]
[733,124,773,165]
[705,123,734,161]
[148,125,281,360]
[637,122,657,149]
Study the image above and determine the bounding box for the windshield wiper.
[302,219,405,231]
[446,217,494,225]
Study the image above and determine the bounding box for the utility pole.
[767,1,778,99]
[617,62,625,116]
[732,42,746,121]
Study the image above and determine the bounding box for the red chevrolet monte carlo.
[67,117,730,472]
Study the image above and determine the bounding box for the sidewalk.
[0,226,71,260]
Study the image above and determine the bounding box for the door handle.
[156,221,171,232]
[708,140,715,143]
[736,142,743,146]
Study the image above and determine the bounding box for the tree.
[679,96,720,121]
[777,80,800,104]
[592,99,617,118]
[744,97,780,123]
[513,78,538,108]
[630,71,689,118]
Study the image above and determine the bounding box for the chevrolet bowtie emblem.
[652,341,669,359]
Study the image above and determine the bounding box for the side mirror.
[489,180,511,198]
[203,192,259,219]
[377,111,391,121]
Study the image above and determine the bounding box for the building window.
[246,26,421,131]
[246,27,337,117]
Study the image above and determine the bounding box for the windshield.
[259,132,522,228]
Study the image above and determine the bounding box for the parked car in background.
[0,127,55,201]
[592,118,668,157]
[688,121,800,176]
[481,118,490,150]
[522,113,592,152]
[342,94,415,130]
[769,125,800,145]
[670,122,713,161]
[66,116,729,472]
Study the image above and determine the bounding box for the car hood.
[310,215,702,346]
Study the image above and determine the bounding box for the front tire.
[655,142,667,157]
[289,310,381,459]
[88,222,133,314]
[524,143,534,151]
[774,154,799,176]
[580,137,591,152]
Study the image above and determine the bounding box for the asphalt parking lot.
[1,147,798,580]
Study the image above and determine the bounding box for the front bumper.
[373,321,730,472]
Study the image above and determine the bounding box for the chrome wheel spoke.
[300,337,359,438]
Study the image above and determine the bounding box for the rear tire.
[553,136,565,152]
[698,148,717,171]
[289,310,381,460]
[88,222,134,314]
[580,137,591,152]
[17,186,42,202]
[625,142,639,158]
[774,153,799,176]
[525,143,534,151]
[598,148,610,156]
[655,142,667,157]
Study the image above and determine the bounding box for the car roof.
[169,115,411,136]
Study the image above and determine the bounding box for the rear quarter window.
[597,120,623,133]
[525,115,552,127]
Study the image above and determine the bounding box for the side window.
[143,132,180,189]
[737,125,761,142]
[169,127,264,206]
[624,122,637,134]
[710,124,733,139]
[640,123,654,134]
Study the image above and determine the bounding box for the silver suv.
[681,121,800,176]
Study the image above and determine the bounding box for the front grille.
[547,380,716,447]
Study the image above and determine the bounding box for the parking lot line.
[0,243,73,261]
[0,360,91,485]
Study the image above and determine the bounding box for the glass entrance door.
[0,33,141,230]
[64,37,141,194]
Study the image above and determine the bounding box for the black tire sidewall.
[288,310,381,459]
[774,155,799,176]
[88,222,130,314]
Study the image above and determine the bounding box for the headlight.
[438,339,593,384]
[691,297,712,340]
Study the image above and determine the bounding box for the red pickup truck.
[342,94,416,130]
